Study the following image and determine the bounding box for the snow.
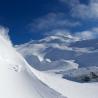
[0,33,66,98]
[29,65,98,98]
[1,32,98,98]
[16,34,98,69]
[63,66,98,82]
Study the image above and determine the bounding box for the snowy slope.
[0,33,66,98]
[29,65,98,98]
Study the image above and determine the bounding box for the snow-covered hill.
[1,32,98,98]
[0,32,66,98]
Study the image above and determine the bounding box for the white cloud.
[29,13,80,33]
[58,0,98,19]
[71,0,98,19]
[74,31,95,40]
[92,27,98,32]
[28,0,98,41]
[44,29,97,42]
[74,27,98,40]
[49,27,98,41]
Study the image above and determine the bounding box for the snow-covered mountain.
[1,32,98,98]
[16,33,98,83]
[16,33,98,69]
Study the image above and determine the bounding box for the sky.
[0,0,98,44]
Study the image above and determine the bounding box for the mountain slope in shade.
[29,65,98,98]
[16,34,98,69]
